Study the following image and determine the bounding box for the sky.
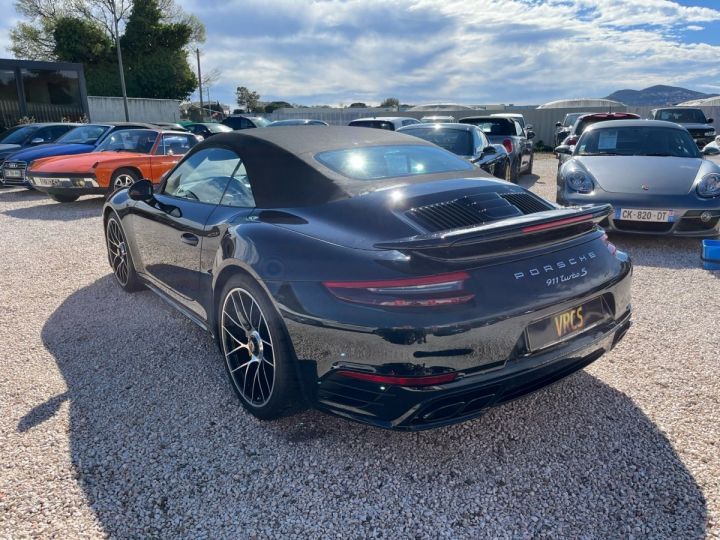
[2,0,720,107]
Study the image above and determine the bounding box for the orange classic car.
[27,128,199,202]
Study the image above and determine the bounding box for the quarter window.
[163,147,250,205]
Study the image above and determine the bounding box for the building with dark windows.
[0,58,89,130]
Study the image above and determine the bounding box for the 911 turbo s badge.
[513,250,597,281]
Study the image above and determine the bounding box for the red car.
[27,129,199,202]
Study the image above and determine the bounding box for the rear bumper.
[315,310,631,430]
[279,255,632,429]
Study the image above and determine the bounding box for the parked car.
[221,115,271,130]
[27,129,199,202]
[554,112,589,146]
[649,107,715,148]
[103,126,631,429]
[0,123,79,182]
[490,113,533,132]
[398,123,511,180]
[459,116,534,181]
[267,119,329,127]
[151,122,189,132]
[559,112,641,147]
[348,117,421,130]
[556,119,720,237]
[420,115,455,123]
[0,122,155,188]
[186,122,233,140]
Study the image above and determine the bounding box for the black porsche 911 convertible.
[104,127,632,430]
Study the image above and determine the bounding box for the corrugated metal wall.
[271,105,720,149]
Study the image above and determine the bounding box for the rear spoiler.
[374,204,612,251]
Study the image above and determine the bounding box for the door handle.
[181,233,199,246]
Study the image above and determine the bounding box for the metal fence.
[270,105,720,149]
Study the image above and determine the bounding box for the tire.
[108,168,140,198]
[50,193,79,203]
[218,274,300,420]
[105,214,143,292]
[502,159,512,182]
[509,158,520,183]
[523,154,534,176]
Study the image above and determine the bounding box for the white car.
[348,117,421,131]
[702,135,720,156]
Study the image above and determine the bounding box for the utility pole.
[114,17,130,121]
[196,48,204,121]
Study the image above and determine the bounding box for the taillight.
[336,370,458,386]
[502,138,513,154]
[323,271,474,307]
[602,233,617,256]
[521,214,593,233]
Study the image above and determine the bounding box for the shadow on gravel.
[35,276,707,538]
[609,235,705,270]
[0,187,46,201]
[2,196,104,221]
[517,172,542,190]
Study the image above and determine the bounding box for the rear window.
[459,119,514,136]
[315,144,473,181]
[655,109,707,124]
[349,120,395,130]
[401,128,473,156]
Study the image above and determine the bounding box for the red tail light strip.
[522,214,593,234]
[323,272,470,289]
[336,370,458,386]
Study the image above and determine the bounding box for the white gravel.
[0,154,718,539]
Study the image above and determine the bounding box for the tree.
[235,86,260,112]
[264,101,292,114]
[10,0,203,61]
[380,97,400,110]
[50,0,198,100]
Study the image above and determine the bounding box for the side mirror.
[128,179,155,202]
[527,131,536,140]
[482,145,496,155]
[701,146,720,156]
[526,124,534,131]
[555,122,562,127]
[555,145,572,155]
[707,118,714,124]
[30,137,45,145]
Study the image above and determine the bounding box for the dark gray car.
[556,119,720,237]
[649,107,715,147]
[459,116,534,182]
[398,123,511,181]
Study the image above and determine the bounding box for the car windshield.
[251,117,271,127]
[315,144,474,180]
[401,128,474,156]
[460,119,514,136]
[0,125,37,144]
[57,124,109,144]
[350,120,395,130]
[655,109,707,123]
[576,126,701,158]
[207,123,233,133]
[574,117,628,136]
[95,129,158,153]
[563,113,582,127]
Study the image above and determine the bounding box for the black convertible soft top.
[188,126,489,208]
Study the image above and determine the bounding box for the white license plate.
[4,169,22,178]
[615,208,674,222]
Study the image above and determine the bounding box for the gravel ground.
[0,154,718,539]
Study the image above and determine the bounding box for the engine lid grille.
[407,191,553,232]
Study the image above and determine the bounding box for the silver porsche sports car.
[557,120,720,237]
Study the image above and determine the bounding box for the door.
[128,146,244,320]
[514,120,532,170]
[149,133,199,181]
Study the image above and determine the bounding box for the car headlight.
[697,173,720,198]
[705,130,716,137]
[565,170,594,193]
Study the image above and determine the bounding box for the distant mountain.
[604,85,718,106]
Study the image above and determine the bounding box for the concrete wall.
[271,105,720,149]
[88,96,181,123]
